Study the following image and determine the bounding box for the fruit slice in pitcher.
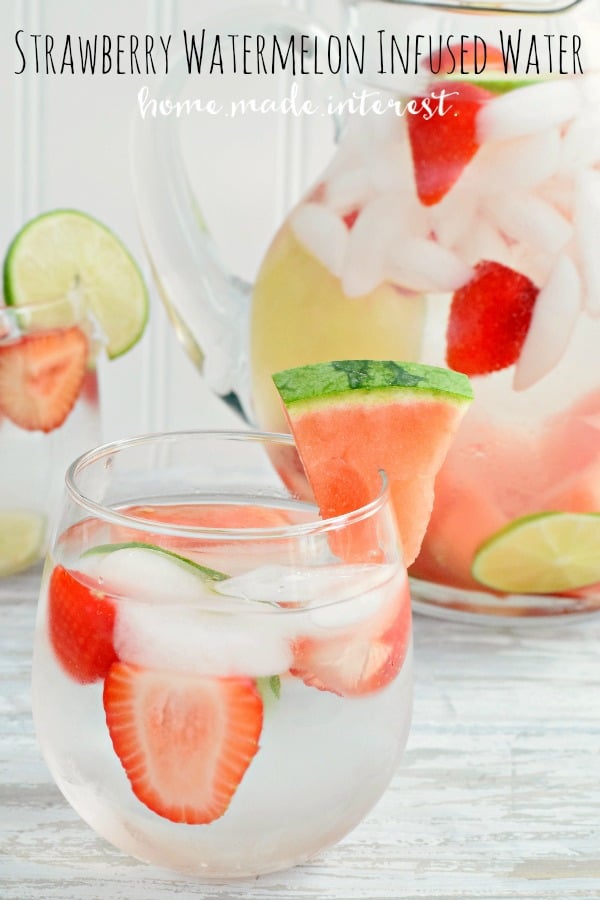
[407,82,491,206]
[471,511,600,594]
[446,260,539,377]
[273,359,473,567]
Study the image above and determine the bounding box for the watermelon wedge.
[272,360,473,566]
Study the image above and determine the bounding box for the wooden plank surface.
[1,570,599,899]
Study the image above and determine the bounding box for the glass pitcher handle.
[131,7,335,422]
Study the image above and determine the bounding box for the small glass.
[0,293,102,577]
[31,431,412,878]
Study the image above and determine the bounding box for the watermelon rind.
[272,360,473,412]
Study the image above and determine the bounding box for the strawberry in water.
[48,565,118,684]
[81,369,99,407]
[290,577,411,697]
[103,663,263,825]
[446,260,539,377]
[0,325,88,433]
[342,209,360,229]
[407,82,491,206]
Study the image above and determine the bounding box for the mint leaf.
[256,675,281,703]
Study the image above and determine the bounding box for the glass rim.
[0,287,84,317]
[65,429,392,541]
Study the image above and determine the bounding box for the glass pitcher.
[132,0,600,620]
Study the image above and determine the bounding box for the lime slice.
[4,209,149,358]
[82,541,227,583]
[0,510,45,576]
[472,512,600,594]
[446,75,540,95]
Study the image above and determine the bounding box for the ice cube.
[579,72,600,106]
[455,214,513,269]
[307,568,404,630]
[426,171,479,249]
[478,129,561,193]
[477,80,582,143]
[574,170,600,318]
[345,106,402,162]
[509,243,556,290]
[536,175,575,220]
[341,193,411,297]
[386,238,473,293]
[513,254,581,392]
[559,109,600,172]
[113,603,294,678]
[79,545,213,606]
[214,563,397,630]
[325,168,373,213]
[368,138,413,194]
[289,203,348,278]
[214,562,390,608]
[80,546,296,676]
[486,191,572,255]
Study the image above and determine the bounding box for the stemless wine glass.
[32,431,412,878]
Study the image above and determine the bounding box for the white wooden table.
[1,569,599,899]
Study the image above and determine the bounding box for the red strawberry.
[290,576,411,697]
[342,208,360,229]
[103,663,263,825]
[446,260,539,376]
[0,325,88,432]
[48,565,117,684]
[407,82,491,206]
[81,369,99,407]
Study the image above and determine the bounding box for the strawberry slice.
[103,663,263,825]
[81,369,99,407]
[48,565,117,683]
[290,577,411,697]
[446,260,539,376]
[407,82,491,206]
[0,325,88,433]
[342,208,360,229]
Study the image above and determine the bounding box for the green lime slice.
[472,512,600,595]
[0,510,45,576]
[3,209,149,358]
[81,541,228,583]
[444,74,540,95]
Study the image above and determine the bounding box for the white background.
[1,0,344,441]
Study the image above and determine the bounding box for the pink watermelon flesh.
[273,360,473,566]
